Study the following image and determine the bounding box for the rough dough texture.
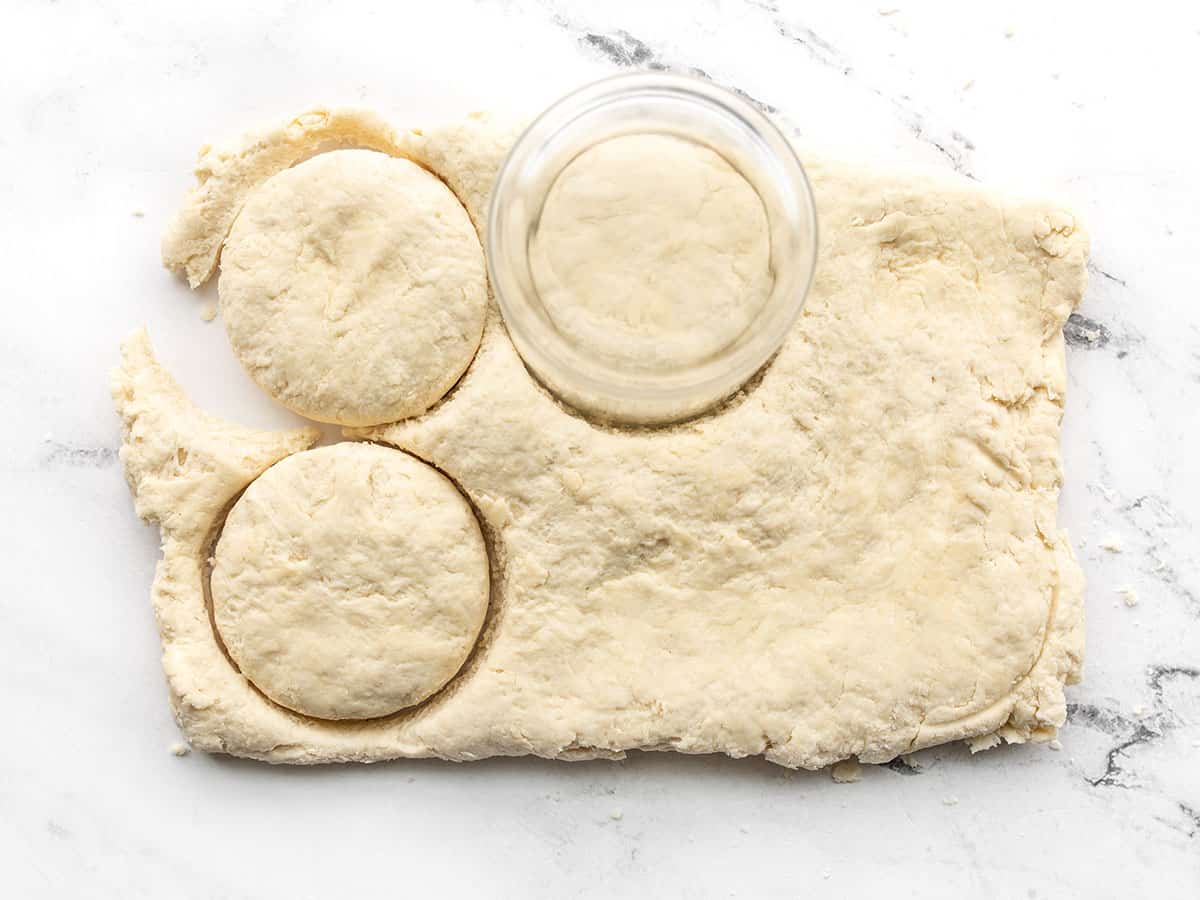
[162,108,407,288]
[122,111,1087,768]
[111,329,320,544]
[211,443,490,720]
[530,134,771,368]
[220,149,487,426]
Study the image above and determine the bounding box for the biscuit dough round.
[219,149,487,426]
[210,442,490,720]
[529,134,772,369]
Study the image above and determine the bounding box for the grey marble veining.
[0,0,1196,896]
[39,440,120,470]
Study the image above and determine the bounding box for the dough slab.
[119,109,1087,768]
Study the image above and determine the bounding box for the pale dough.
[111,329,320,542]
[119,110,1087,768]
[211,442,490,720]
[162,108,408,288]
[529,134,772,368]
[220,149,487,426]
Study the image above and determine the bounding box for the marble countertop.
[2,0,1196,896]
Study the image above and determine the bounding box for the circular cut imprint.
[530,134,772,370]
[219,149,487,426]
[211,443,490,720]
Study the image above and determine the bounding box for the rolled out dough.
[118,110,1087,768]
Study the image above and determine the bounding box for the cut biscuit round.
[210,442,490,720]
[219,149,487,426]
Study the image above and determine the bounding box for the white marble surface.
[2,0,1197,896]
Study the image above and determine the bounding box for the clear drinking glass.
[487,72,819,425]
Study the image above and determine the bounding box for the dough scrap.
[220,149,487,425]
[111,329,320,545]
[122,113,1087,768]
[211,442,490,720]
[530,133,772,368]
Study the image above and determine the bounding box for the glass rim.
[486,71,819,425]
